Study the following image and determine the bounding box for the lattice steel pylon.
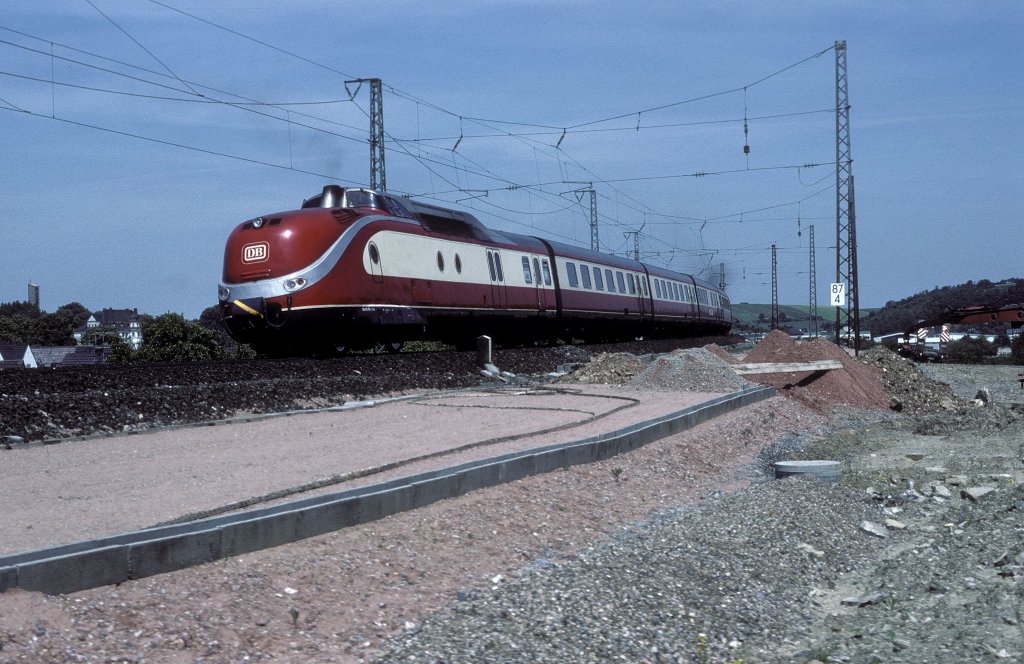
[345,77,386,192]
[771,244,779,330]
[588,189,599,252]
[809,225,818,337]
[833,40,859,352]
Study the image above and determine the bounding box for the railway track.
[0,335,741,443]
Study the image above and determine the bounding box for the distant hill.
[862,278,1024,336]
[731,303,877,332]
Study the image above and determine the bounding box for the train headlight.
[218,285,230,302]
[252,217,265,228]
[283,277,307,292]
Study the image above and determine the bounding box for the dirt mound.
[857,345,962,415]
[625,348,750,392]
[702,343,739,365]
[742,331,890,412]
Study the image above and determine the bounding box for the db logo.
[242,242,269,264]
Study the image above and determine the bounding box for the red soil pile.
[741,331,890,413]
[703,343,739,365]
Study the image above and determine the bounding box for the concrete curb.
[0,385,774,595]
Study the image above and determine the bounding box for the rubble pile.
[625,348,751,392]
[857,345,961,414]
[742,331,890,412]
[557,352,645,385]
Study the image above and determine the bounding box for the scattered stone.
[884,519,907,530]
[961,486,996,502]
[797,542,825,558]
[974,387,992,405]
[840,591,887,607]
[860,521,889,538]
[892,637,912,651]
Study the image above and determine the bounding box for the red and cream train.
[219,186,732,355]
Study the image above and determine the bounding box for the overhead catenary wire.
[4,5,841,289]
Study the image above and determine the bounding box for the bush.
[945,336,997,364]
[1011,334,1024,365]
[131,313,224,363]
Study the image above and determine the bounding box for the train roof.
[298,186,725,294]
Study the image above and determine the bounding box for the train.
[218,185,732,356]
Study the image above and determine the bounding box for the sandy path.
[1,386,717,554]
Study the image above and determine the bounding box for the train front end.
[219,186,382,355]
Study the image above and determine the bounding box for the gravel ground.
[0,345,1022,663]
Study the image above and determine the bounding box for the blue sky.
[2,1,1021,320]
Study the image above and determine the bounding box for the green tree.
[106,335,135,364]
[0,315,32,343]
[0,301,41,319]
[29,313,76,345]
[134,313,223,362]
[54,302,91,329]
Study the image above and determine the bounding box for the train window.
[605,269,615,292]
[455,253,462,273]
[494,253,504,281]
[642,276,649,296]
[532,258,541,285]
[346,190,373,208]
[654,280,661,299]
[368,242,380,265]
[436,251,445,272]
[627,274,636,295]
[581,265,592,289]
[672,283,680,301]
[615,272,626,293]
[542,260,552,285]
[521,256,533,284]
[566,262,579,288]
[487,252,496,281]
[382,196,413,218]
[593,267,604,291]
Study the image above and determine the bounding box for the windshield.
[300,186,412,218]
